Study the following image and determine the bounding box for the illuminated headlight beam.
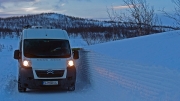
[67,60,74,67]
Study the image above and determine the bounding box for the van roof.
[22,29,69,40]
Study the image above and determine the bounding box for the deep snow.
[0,30,180,101]
[86,31,180,70]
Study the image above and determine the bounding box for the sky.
[0,0,175,20]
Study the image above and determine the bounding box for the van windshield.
[23,39,71,58]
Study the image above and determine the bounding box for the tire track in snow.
[0,53,18,100]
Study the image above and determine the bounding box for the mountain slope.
[0,12,176,45]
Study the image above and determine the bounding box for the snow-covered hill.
[0,12,177,45]
[0,30,180,101]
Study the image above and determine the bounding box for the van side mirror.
[14,50,20,59]
[73,50,79,59]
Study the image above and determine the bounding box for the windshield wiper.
[51,47,61,52]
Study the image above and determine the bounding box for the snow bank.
[86,30,180,70]
[77,49,180,101]
[79,30,180,101]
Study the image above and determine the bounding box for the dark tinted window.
[23,39,71,58]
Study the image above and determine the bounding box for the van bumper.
[18,66,76,89]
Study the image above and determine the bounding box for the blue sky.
[0,0,175,19]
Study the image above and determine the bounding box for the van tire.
[18,83,26,92]
[18,77,26,92]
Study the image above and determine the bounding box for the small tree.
[107,0,160,37]
[162,0,180,26]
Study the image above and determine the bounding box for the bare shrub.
[107,0,161,37]
[162,0,180,26]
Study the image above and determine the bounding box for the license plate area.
[43,81,58,85]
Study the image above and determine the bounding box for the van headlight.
[67,60,74,67]
[23,60,31,67]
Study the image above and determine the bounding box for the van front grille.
[35,70,64,77]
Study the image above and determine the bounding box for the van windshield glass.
[23,39,71,58]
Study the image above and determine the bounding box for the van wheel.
[68,85,75,91]
[18,83,26,92]
[18,78,26,92]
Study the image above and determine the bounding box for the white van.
[14,26,79,92]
